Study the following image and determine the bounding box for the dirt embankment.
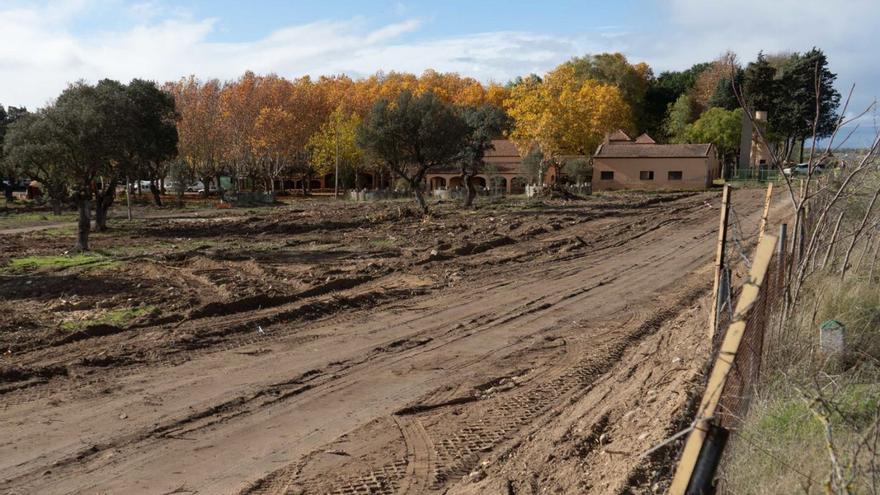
[0,190,772,494]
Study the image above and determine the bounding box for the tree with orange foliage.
[166,76,225,196]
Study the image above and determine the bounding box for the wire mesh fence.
[670,184,785,493]
[727,168,784,183]
[714,255,784,430]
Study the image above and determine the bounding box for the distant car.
[783,163,825,176]
[186,181,206,193]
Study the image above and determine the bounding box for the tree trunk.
[46,183,65,216]
[462,170,477,208]
[201,176,212,198]
[75,195,91,252]
[407,176,429,215]
[413,187,428,214]
[150,181,162,206]
[95,179,117,232]
[216,176,225,201]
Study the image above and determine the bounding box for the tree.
[663,94,699,143]
[357,90,469,214]
[706,69,743,111]
[308,107,367,189]
[506,63,632,180]
[166,77,226,197]
[219,71,263,193]
[89,79,139,231]
[557,53,652,130]
[519,147,544,184]
[252,105,296,191]
[457,105,510,207]
[43,81,121,250]
[4,79,178,250]
[167,159,195,207]
[684,107,744,172]
[124,79,178,208]
[691,52,739,113]
[2,111,68,214]
[741,49,841,162]
[775,48,840,160]
[643,62,711,139]
[742,52,778,113]
[562,157,592,184]
[0,104,29,181]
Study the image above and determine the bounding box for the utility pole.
[334,115,340,198]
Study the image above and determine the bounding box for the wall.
[592,156,717,191]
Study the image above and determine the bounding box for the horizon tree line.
[1,48,843,249]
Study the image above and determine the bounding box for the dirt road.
[0,189,775,494]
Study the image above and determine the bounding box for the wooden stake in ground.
[708,184,731,341]
[757,182,773,245]
[669,234,778,494]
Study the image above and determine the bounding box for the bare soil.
[0,190,771,494]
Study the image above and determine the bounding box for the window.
[668,171,683,180]
[639,171,654,180]
[600,171,614,181]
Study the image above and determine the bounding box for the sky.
[1,0,878,146]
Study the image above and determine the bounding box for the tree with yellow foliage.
[505,63,632,182]
[307,106,373,190]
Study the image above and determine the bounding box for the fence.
[727,167,784,183]
[670,184,788,494]
[524,183,592,198]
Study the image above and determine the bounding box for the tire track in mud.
[0,277,430,406]
[1,193,714,417]
[1,192,726,493]
[249,283,708,494]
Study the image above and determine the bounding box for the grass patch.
[722,218,880,493]
[37,225,77,237]
[723,382,880,494]
[369,238,396,249]
[61,305,157,331]
[0,211,76,227]
[3,253,118,273]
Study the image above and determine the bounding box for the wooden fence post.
[708,185,731,341]
[669,234,778,494]
[757,183,773,245]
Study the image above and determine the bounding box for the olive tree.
[357,90,469,214]
[457,105,510,207]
